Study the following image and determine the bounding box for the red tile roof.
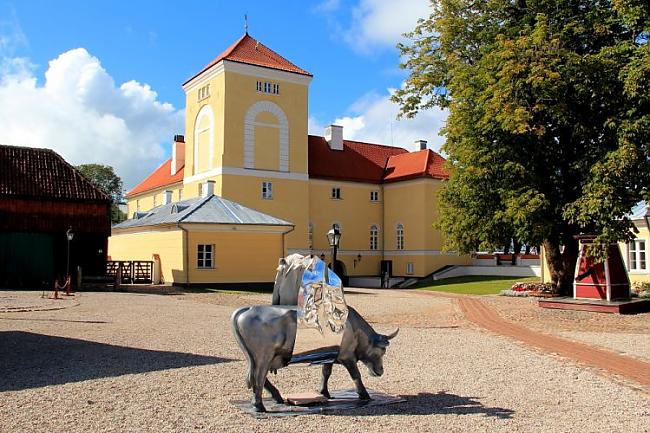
[126,159,184,198]
[184,34,311,85]
[383,149,449,182]
[0,144,109,201]
[308,135,409,183]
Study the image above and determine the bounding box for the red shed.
[573,235,630,301]
[0,144,111,288]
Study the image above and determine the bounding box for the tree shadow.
[350,391,515,418]
[0,331,233,392]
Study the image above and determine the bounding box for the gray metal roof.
[629,201,649,221]
[113,195,293,229]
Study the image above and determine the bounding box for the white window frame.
[262,181,273,200]
[396,224,404,250]
[197,244,214,269]
[628,239,647,272]
[370,191,380,202]
[369,225,379,250]
[406,262,414,275]
[331,187,342,200]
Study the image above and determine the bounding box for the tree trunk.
[512,239,522,265]
[542,238,579,296]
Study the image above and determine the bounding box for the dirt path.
[457,297,650,390]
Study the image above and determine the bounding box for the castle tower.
[181,34,312,251]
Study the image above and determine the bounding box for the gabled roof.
[383,149,449,182]
[184,34,311,85]
[308,135,408,184]
[0,144,109,201]
[126,159,184,198]
[113,195,292,230]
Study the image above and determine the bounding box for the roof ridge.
[308,135,409,152]
[54,151,112,201]
[178,195,213,223]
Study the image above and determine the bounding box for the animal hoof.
[359,392,371,401]
[253,403,267,413]
[272,396,284,404]
[320,390,331,399]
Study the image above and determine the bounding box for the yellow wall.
[108,229,185,284]
[126,183,183,216]
[619,224,650,284]
[186,229,284,283]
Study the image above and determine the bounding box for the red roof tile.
[126,159,184,198]
[308,136,408,183]
[383,149,449,182]
[0,144,109,201]
[184,34,311,85]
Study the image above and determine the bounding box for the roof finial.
[244,14,249,35]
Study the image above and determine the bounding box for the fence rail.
[106,260,153,284]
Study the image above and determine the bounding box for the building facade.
[111,34,470,286]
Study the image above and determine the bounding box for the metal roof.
[113,195,293,229]
[628,201,649,221]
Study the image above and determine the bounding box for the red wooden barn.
[0,144,111,288]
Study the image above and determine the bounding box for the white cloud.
[0,48,184,190]
[310,88,448,152]
[344,0,430,52]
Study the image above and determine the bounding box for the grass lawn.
[414,275,540,295]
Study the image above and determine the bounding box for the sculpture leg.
[252,359,271,412]
[319,363,333,399]
[343,361,371,400]
[264,378,284,404]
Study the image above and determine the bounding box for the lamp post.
[66,227,74,278]
[326,224,341,269]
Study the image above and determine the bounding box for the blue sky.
[0,0,447,189]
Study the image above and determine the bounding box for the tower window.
[396,224,404,250]
[331,187,342,200]
[370,225,379,250]
[256,80,280,95]
[370,191,380,202]
[198,84,210,101]
[262,181,273,200]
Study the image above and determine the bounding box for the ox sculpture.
[230,254,398,412]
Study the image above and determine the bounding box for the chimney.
[202,180,215,198]
[414,139,427,152]
[162,190,173,205]
[171,135,185,176]
[325,125,343,151]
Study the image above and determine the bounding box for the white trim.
[194,105,215,175]
[181,223,293,234]
[384,250,461,256]
[287,249,383,257]
[183,166,309,184]
[244,100,289,171]
[182,60,312,93]
[604,257,611,301]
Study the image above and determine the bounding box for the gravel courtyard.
[1,289,649,433]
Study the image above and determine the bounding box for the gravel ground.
[557,331,650,363]
[1,290,648,433]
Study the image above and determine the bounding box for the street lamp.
[326,224,341,269]
[66,227,74,278]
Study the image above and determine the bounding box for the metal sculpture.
[231,254,398,412]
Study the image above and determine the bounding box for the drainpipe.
[178,223,190,287]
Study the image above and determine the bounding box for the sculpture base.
[232,389,405,418]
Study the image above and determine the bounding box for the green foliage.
[394,1,650,288]
[76,163,125,224]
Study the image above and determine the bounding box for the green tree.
[76,163,126,224]
[393,0,650,294]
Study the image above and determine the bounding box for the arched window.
[194,105,214,175]
[244,101,289,172]
[369,225,379,250]
[396,224,404,250]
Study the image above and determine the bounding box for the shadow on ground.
[0,331,233,392]
[356,391,515,418]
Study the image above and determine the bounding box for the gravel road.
[0,290,648,433]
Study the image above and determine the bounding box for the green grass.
[414,275,540,295]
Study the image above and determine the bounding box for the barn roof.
[0,144,109,201]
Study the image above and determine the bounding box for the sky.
[0,0,447,190]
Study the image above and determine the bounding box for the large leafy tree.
[393,0,650,294]
[76,163,126,224]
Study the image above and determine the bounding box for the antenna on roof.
[244,14,249,35]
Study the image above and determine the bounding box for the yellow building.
[111,33,470,287]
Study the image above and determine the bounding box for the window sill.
[196,267,216,271]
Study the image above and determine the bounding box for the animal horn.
[385,328,399,340]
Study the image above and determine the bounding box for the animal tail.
[230,307,255,389]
